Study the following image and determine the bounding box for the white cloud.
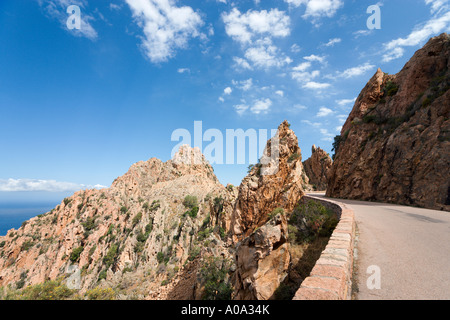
[303,81,331,90]
[234,104,249,115]
[293,61,312,72]
[222,8,290,45]
[125,0,204,63]
[323,37,341,47]
[304,54,326,63]
[382,5,450,62]
[177,68,190,74]
[339,62,375,78]
[336,114,348,125]
[285,0,344,19]
[275,90,284,97]
[316,106,334,117]
[291,44,301,53]
[232,78,253,91]
[425,0,450,14]
[301,119,321,127]
[353,29,373,38]
[38,0,98,40]
[243,38,293,69]
[319,128,335,141]
[233,57,253,70]
[251,98,272,114]
[0,178,106,192]
[109,3,122,11]
[336,98,356,107]
[224,87,233,95]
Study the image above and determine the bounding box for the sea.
[0,202,57,236]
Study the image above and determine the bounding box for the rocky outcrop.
[327,33,450,211]
[0,121,311,300]
[229,120,306,242]
[0,145,234,298]
[303,145,333,191]
[230,120,308,300]
[233,214,290,300]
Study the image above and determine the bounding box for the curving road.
[309,193,450,300]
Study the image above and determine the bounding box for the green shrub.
[384,80,399,96]
[82,217,97,231]
[289,200,338,243]
[98,270,107,281]
[156,252,165,264]
[188,206,199,219]
[6,278,75,300]
[199,257,233,300]
[288,153,300,163]
[214,197,224,214]
[70,246,84,262]
[183,195,198,209]
[132,212,142,227]
[103,244,118,269]
[188,246,201,261]
[268,207,284,220]
[21,240,34,252]
[86,287,115,300]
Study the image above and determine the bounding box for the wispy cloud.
[323,37,341,47]
[284,0,344,20]
[126,0,205,63]
[177,68,191,74]
[382,1,450,62]
[316,106,334,117]
[0,179,106,192]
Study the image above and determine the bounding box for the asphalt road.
[311,194,450,300]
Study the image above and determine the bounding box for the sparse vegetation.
[85,287,116,300]
[183,195,198,209]
[70,246,84,262]
[288,152,300,163]
[268,207,285,220]
[199,256,233,300]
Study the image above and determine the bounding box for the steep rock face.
[0,145,234,297]
[229,120,306,242]
[0,121,309,300]
[327,33,450,211]
[233,214,290,300]
[302,145,333,191]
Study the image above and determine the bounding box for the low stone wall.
[293,195,356,300]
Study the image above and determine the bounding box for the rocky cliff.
[0,121,313,300]
[0,145,236,298]
[327,33,450,211]
[302,145,332,191]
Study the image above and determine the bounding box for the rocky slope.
[0,145,236,298]
[302,145,332,191]
[0,120,314,300]
[327,33,450,211]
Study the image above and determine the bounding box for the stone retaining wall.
[293,195,356,300]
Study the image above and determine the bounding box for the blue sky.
[0,0,449,203]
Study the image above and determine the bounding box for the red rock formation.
[327,33,450,211]
[229,120,306,241]
[303,145,333,191]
